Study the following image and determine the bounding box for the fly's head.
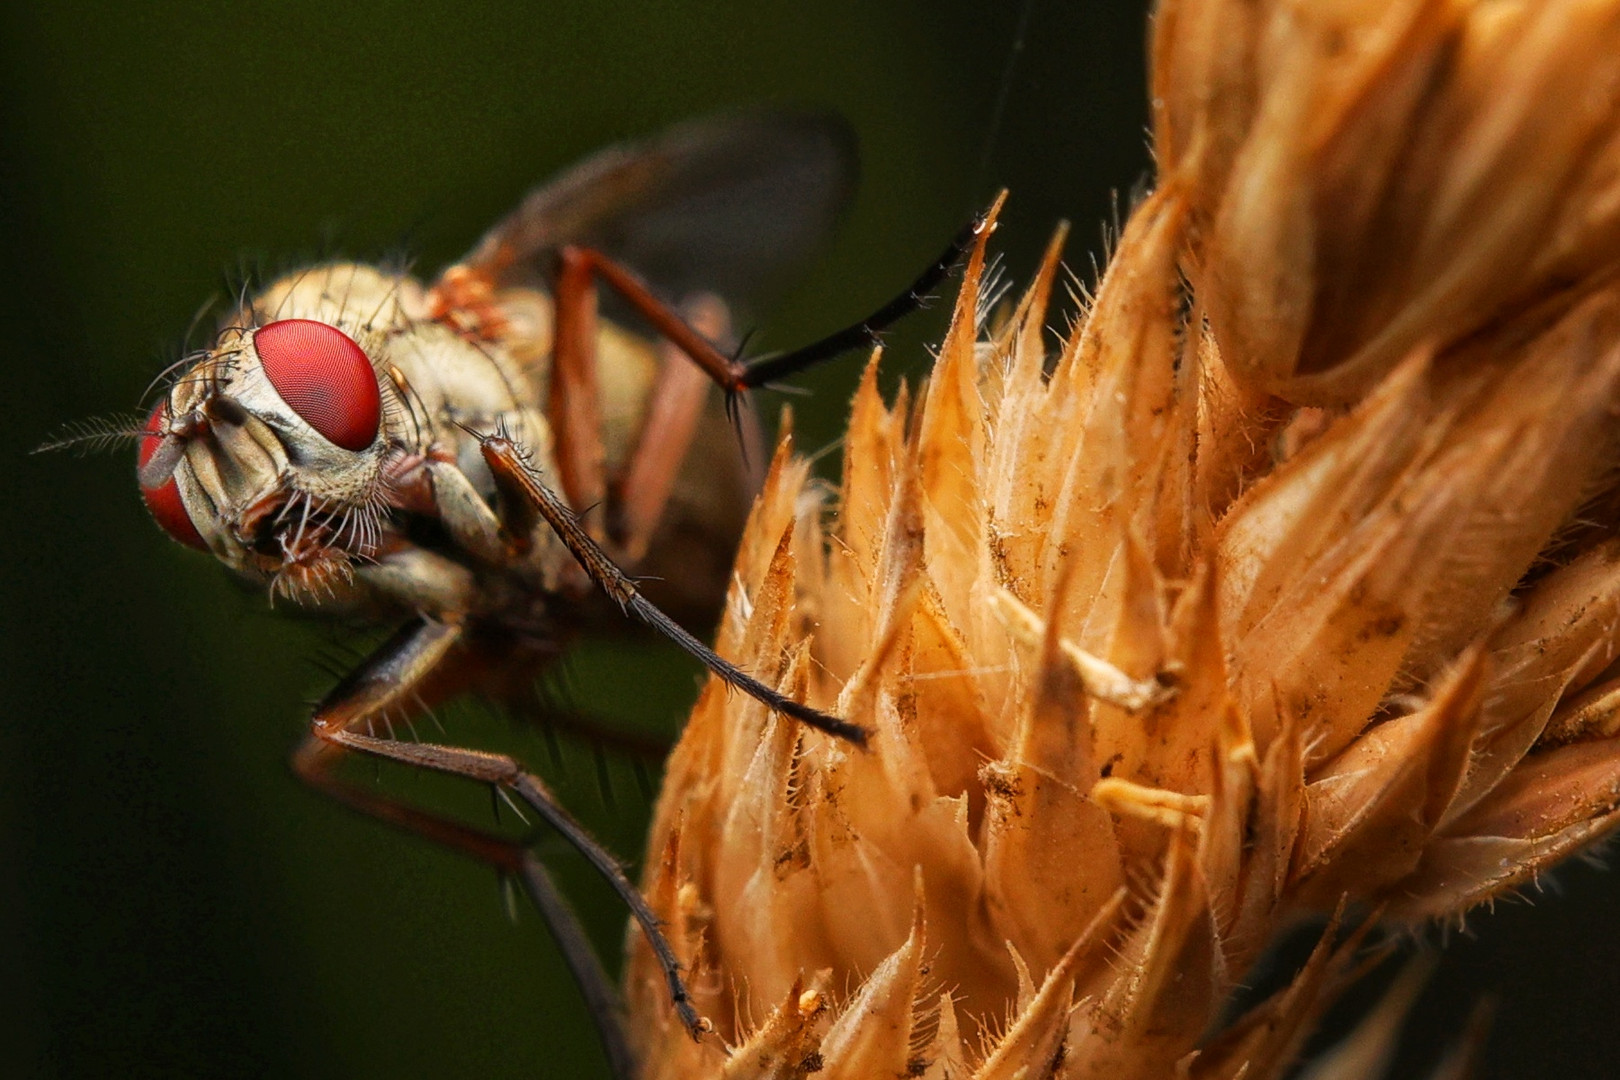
[139,264,428,606]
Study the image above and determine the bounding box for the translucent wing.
[455,109,858,317]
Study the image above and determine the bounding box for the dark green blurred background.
[4,3,1620,1078]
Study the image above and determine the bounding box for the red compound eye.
[254,319,381,451]
[138,403,207,550]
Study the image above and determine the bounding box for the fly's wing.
[455,109,858,319]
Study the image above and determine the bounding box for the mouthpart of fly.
[236,486,389,604]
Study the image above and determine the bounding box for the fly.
[44,109,987,1077]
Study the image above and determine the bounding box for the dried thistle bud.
[627,2,1620,1076]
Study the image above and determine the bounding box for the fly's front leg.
[292,617,707,1070]
[474,426,871,746]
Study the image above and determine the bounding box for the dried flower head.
[628,1,1620,1076]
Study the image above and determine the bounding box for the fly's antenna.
[32,413,150,456]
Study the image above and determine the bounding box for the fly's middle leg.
[607,292,765,563]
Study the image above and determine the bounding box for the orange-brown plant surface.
[628,1,1620,1076]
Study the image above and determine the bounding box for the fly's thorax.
[382,305,554,486]
[477,282,666,469]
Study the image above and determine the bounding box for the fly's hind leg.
[546,197,995,418]
[543,203,992,555]
[293,617,713,1072]
[314,723,713,1049]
